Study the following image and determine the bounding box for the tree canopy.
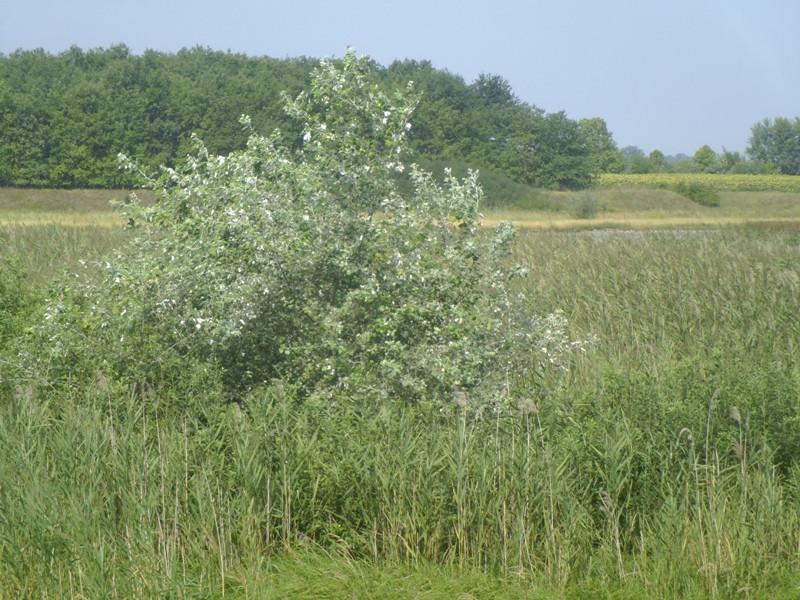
[0,46,618,190]
[747,117,800,175]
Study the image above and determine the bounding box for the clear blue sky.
[2,0,798,156]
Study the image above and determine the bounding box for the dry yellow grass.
[0,187,152,211]
[0,211,127,228]
[0,188,153,227]
[482,214,800,231]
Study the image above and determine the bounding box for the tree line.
[1,45,797,190]
[619,138,796,176]
[0,45,617,190]
[0,46,315,187]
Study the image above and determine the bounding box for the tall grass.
[516,230,800,372]
[2,228,800,598]
[2,376,798,598]
[0,187,152,213]
[0,223,132,285]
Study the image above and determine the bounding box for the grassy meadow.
[2,186,800,598]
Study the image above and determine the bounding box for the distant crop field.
[598,172,800,192]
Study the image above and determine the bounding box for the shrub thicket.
[668,180,720,207]
[568,190,600,219]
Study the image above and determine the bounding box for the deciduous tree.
[692,144,717,172]
[747,117,800,175]
[29,49,584,406]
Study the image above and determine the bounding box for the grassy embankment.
[1,185,800,598]
[0,188,154,227]
[491,186,800,231]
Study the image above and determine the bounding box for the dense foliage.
[19,50,580,405]
[0,45,314,187]
[0,45,614,190]
[3,225,800,598]
[0,257,36,356]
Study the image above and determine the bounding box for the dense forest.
[0,45,621,190]
[2,45,791,192]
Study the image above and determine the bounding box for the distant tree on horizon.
[747,117,800,175]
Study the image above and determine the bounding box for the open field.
[3,185,800,231]
[2,187,800,598]
[0,223,132,284]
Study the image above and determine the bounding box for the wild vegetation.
[1,51,800,599]
[3,214,800,599]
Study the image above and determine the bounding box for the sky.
[2,0,798,157]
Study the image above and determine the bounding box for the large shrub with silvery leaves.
[32,50,578,405]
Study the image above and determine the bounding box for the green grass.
[2,192,800,598]
[235,550,557,599]
[515,229,800,372]
[0,187,154,228]
[3,354,799,598]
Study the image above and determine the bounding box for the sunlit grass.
[0,210,127,228]
[599,172,800,192]
[0,187,152,212]
[0,187,154,228]
[484,214,800,231]
[0,223,132,284]
[4,186,799,231]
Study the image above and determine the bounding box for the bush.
[668,181,720,207]
[404,157,553,211]
[25,50,583,406]
[569,190,600,219]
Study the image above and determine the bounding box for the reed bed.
[2,227,800,598]
[0,223,132,285]
[515,229,800,373]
